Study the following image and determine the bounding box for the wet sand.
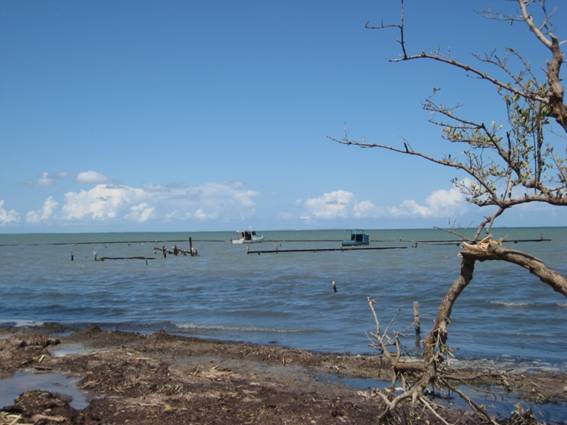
[0,324,565,424]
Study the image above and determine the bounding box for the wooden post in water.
[188,237,198,256]
[413,301,421,348]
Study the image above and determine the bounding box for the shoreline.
[1,323,566,424]
[2,320,566,368]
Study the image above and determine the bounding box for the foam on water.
[0,320,45,328]
[490,301,530,307]
[177,323,312,334]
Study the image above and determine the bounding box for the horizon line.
[0,225,563,236]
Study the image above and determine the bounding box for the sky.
[1,0,566,232]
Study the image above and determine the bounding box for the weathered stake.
[413,301,421,347]
[188,237,198,256]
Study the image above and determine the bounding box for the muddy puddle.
[315,370,567,423]
[448,384,567,424]
[0,371,89,410]
[314,370,390,391]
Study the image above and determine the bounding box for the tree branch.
[462,238,567,296]
[397,51,547,103]
[328,136,502,205]
[519,0,553,49]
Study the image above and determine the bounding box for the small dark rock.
[4,390,80,424]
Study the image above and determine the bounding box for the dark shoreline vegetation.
[0,323,566,424]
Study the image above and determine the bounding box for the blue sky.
[1,0,566,232]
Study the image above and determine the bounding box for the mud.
[0,334,59,377]
[0,324,565,424]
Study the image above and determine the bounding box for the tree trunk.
[421,254,476,380]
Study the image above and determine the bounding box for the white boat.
[231,230,264,244]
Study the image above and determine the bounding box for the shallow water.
[449,384,567,424]
[50,343,90,358]
[0,228,566,366]
[314,371,567,423]
[0,371,88,409]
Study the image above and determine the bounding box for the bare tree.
[333,0,567,421]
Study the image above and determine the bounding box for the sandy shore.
[0,324,565,424]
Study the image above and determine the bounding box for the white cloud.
[37,171,67,187]
[0,200,19,225]
[37,172,53,186]
[76,170,108,184]
[61,182,257,223]
[390,186,466,218]
[147,182,258,221]
[352,200,383,218]
[296,184,467,222]
[124,202,155,223]
[299,190,383,221]
[390,200,430,218]
[62,184,146,220]
[193,208,208,221]
[26,196,58,224]
[303,190,354,220]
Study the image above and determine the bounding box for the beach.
[1,323,566,424]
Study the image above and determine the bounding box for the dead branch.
[518,0,553,49]
[419,396,453,425]
[440,378,501,425]
[461,237,567,296]
[432,226,468,241]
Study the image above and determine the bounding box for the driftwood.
[97,256,155,261]
[153,245,198,257]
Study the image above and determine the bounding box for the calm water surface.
[0,228,565,366]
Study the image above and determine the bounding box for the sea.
[0,228,566,368]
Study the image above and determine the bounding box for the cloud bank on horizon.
[292,186,466,223]
[61,181,257,223]
[0,169,482,229]
[2,169,565,230]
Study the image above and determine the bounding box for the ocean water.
[0,228,566,366]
